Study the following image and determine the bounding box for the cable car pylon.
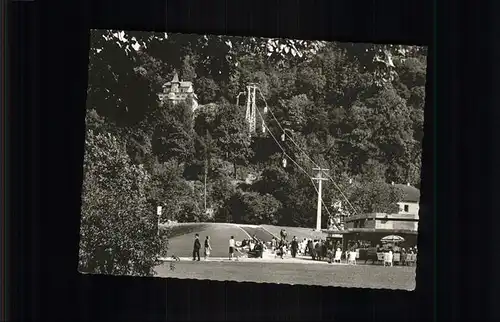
[235,83,268,138]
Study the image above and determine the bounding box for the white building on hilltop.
[158,71,199,112]
[392,183,420,215]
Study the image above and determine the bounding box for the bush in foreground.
[79,128,166,276]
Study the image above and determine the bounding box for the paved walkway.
[159,255,344,265]
[237,226,275,242]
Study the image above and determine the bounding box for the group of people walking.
[192,234,262,261]
[304,238,329,261]
[270,235,307,259]
[270,236,294,258]
[192,234,213,261]
[268,236,333,261]
[191,232,418,267]
[191,231,331,262]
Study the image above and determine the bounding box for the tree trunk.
[233,161,237,179]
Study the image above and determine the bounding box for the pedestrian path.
[237,225,275,243]
[158,255,344,265]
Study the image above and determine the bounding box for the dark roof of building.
[338,228,419,236]
[393,184,420,203]
[163,72,181,86]
[345,213,419,222]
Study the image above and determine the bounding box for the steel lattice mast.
[236,83,266,137]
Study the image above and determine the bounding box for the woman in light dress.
[204,236,212,260]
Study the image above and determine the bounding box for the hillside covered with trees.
[79,30,427,274]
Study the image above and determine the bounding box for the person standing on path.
[229,236,235,260]
[291,236,299,258]
[192,234,201,261]
[313,240,320,260]
[307,239,314,259]
[204,236,212,260]
[278,239,286,259]
[321,239,327,261]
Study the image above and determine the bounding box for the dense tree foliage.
[82,30,427,264]
[79,124,166,276]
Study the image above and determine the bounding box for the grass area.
[154,260,416,290]
[165,223,249,258]
[261,225,328,241]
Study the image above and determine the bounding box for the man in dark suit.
[193,233,201,261]
[290,236,299,258]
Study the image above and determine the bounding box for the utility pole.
[313,167,329,231]
[204,129,208,213]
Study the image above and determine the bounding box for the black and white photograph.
[79,30,427,290]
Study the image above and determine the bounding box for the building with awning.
[344,212,419,231]
[333,228,418,251]
[323,213,419,250]
[322,183,420,251]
